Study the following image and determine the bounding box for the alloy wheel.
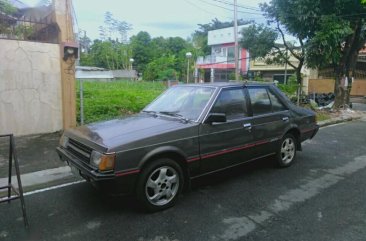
[145,166,179,206]
[281,137,295,165]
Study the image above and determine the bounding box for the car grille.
[66,138,92,163]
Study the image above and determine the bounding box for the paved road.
[1,118,366,241]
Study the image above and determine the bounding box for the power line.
[208,0,366,19]
[211,0,262,12]
[197,0,265,16]
[183,0,233,20]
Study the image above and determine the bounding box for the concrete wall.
[0,39,62,136]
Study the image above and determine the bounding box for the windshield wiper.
[158,111,190,122]
[142,110,156,114]
[142,110,158,117]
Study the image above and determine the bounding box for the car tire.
[276,133,297,167]
[136,158,184,212]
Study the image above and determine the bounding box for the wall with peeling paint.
[0,39,62,136]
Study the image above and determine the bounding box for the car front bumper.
[56,147,138,195]
[311,124,320,139]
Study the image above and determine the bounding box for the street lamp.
[129,58,134,70]
[129,58,135,81]
[186,52,192,83]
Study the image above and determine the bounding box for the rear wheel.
[136,158,184,212]
[276,133,297,167]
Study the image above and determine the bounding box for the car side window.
[211,88,247,120]
[248,87,272,115]
[268,90,287,112]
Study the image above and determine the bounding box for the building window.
[228,47,235,62]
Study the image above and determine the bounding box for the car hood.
[66,113,194,150]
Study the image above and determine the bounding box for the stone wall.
[0,39,62,136]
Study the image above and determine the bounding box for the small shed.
[75,66,114,81]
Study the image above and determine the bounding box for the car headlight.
[90,151,116,171]
[59,135,69,148]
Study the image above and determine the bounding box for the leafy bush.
[277,75,299,97]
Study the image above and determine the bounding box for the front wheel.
[276,133,297,167]
[136,158,184,212]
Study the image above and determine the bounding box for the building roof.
[76,66,108,71]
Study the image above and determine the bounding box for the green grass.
[76,80,166,124]
[316,111,331,122]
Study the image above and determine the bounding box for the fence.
[350,79,366,96]
[308,79,335,94]
[308,78,366,96]
[0,14,58,44]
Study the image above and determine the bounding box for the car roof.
[184,81,275,89]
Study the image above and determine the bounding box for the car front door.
[247,86,291,158]
[198,87,255,173]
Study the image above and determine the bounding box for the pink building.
[196,25,250,82]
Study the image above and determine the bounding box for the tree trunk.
[295,60,304,106]
[334,18,364,109]
[333,65,343,109]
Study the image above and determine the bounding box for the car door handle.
[282,117,289,122]
[243,123,252,131]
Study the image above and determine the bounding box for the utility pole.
[234,0,239,81]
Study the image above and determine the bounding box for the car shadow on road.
[60,156,278,216]
[190,156,277,191]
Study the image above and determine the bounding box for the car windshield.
[143,85,215,121]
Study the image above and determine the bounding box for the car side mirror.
[205,113,226,124]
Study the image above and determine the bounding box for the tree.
[130,31,153,73]
[80,40,131,70]
[0,0,16,14]
[240,24,278,60]
[144,55,178,81]
[261,0,366,108]
[80,12,133,70]
[99,11,132,43]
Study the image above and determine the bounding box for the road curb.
[0,166,75,195]
[318,115,363,128]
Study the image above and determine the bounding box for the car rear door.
[198,87,255,173]
[247,86,291,157]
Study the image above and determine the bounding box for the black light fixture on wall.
[61,42,79,61]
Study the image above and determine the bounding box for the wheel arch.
[284,127,302,151]
[139,146,190,191]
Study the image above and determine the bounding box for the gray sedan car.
[57,82,319,211]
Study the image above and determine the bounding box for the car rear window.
[248,87,272,115]
[268,89,287,112]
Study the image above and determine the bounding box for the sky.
[21,0,267,40]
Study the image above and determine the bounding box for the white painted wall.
[207,25,248,46]
[0,39,62,136]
